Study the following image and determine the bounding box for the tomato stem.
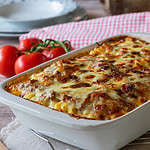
[23,39,71,54]
[38,39,71,53]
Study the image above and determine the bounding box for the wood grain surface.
[0,140,8,150]
[0,0,150,150]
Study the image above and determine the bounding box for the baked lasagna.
[5,36,150,120]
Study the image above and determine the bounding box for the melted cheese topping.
[6,36,150,120]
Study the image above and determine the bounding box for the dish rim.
[0,32,150,129]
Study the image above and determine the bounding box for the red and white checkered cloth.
[20,11,150,49]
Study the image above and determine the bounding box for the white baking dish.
[0,33,150,150]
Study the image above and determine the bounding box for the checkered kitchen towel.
[20,11,150,49]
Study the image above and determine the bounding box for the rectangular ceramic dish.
[0,33,150,150]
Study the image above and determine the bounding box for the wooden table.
[1,0,150,150]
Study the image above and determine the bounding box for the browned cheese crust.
[5,36,150,120]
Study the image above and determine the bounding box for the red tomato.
[0,45,19,77]
[15,52,47,74]
[18,38,42,52]
[42,47,66,60]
